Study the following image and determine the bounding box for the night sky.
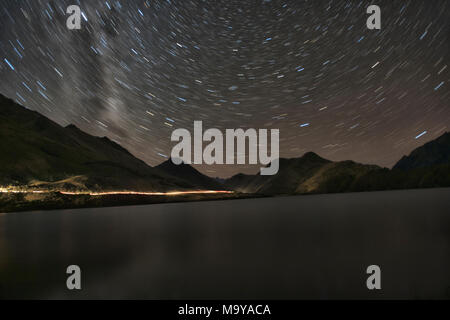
[0,0,448,178]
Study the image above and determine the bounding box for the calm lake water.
[1,188,449,299]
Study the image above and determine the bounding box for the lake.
[1,188,449,299]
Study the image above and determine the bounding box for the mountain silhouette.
[394,132,450,170]
[156,158,227,190]
[0,94,220,191]
[226,152,381,194]
[225,133,450,195]
[1,93,449,196]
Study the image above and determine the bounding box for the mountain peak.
[65,123,78,129]
[157,158,197,172]
[156,158,226,190]
[302,152,323,160]
[394,132,450,170]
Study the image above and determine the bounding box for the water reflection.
[1,188,449,299]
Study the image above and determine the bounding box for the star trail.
[0,0,448,177]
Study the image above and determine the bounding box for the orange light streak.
[0,187,233,196]
[60,190,233,196]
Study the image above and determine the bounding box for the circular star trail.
[0,0,448,177]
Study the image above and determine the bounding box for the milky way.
[0,0,448,177]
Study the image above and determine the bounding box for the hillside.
[156,159,228,190]
[1,93,449,198]
[225,133,450,195]
[226,152,381,194]
[0,94,219,192]
[394,132,450,170]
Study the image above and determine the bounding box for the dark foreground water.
[1,188,449,299]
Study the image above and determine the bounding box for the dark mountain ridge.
[1,93,449,196]
[225,134,450,195]
[226,152,383,194]
[0,94,221,191]
[394,132,450,170]
[156,158,227,190]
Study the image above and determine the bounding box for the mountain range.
[226,145,450,195]
[0,94,222,192]
[1,93,449,196]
